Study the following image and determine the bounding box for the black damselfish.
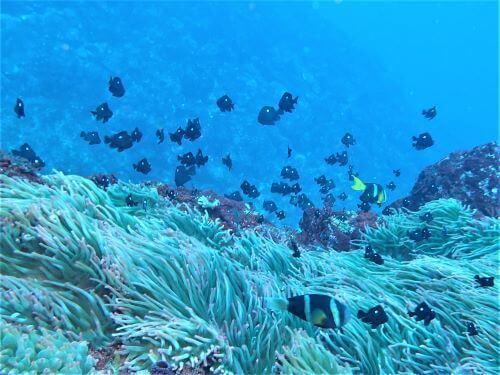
[281,166,299,181]
[108,76,125,97]
[263,200,278,213]
[222,154,232,170]
[169,127,185,145]
[125,194,138,207]
[358,201,371,213]
[386,181,396,191]
[325,151,348,166]
[412,132,434,150]
[133,158,151,174]
[91,102,113,123]
[422,106,437,120]
[474,275,494,287]
[278,92,298,113]
[338,192,348,201]
[178,152,196,167]
[131,127,142,142]
[104,130,137,152]
[11,143,45,168]
[195,149,208,167]
[225,191,243,202]
[156,128,165,144]
[268,294,351,329]
[315,175,327,186]
[408,302,436,325]
[296,193,314,210]
[289,239,301,258]
[258,106,280,125]
[408,227,431,242]
[184,118,201,141]
[291,183,302,194]
[364,245,384,265]
[357,305,388,329]
[420,212,434,223]
[287,145,292,158]
[216,95,234,112]
[393,169,401,177]
[14,98,25,118]
[240,180,260,198]
[348,165,358,181]
[319,179,335,194]
[467,322,478,336]
[271,182,292,196]
[275,210,286,220]
[175,165,196,187]
[341,132,356,148]
[80,131,101,145]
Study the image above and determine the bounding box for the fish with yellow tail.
[267,294,351,329]
[351,175,387,206]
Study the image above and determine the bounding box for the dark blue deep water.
[1,1,498,226]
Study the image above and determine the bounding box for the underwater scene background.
[0,1,499,374]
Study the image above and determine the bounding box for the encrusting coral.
[1,172,499,374]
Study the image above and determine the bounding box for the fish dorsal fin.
[351,176,366,191]
[311,308,328,326]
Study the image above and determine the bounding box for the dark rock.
[0,150,45,184]
[297,206,377,251]
[388,142,499,217]
[157,184,270,233]
[151,361,175,375]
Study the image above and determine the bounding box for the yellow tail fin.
[351,176,366,191]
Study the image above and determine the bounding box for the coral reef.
[388,142,499,217]
[0,150,45,184]
[157,184,266,233]
[298,206,378,250]
[1,171,499,374]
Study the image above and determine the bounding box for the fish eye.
[18,103,22,106]
[420,307,424,311]
[266,109,270,112]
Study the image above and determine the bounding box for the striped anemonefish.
[267,294,351,329]
[351,176,387,206]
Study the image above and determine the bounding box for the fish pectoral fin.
[311,308,328,326]
[351,176,366,191]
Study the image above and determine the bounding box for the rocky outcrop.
[157,184,267,233]
[387,142,499,217]
[297,206,378,251]
[0,150,45,184]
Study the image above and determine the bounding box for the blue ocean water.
[1,1,497,227]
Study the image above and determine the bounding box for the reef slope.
[0,169,499,374]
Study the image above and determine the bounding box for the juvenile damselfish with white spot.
[216,95,234,112]
[108,76,125,97]
[91,102,113,123]
[357,305,388,329]
[258,106,280,125]
[268,294,351,329]
[14,98,25,118]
